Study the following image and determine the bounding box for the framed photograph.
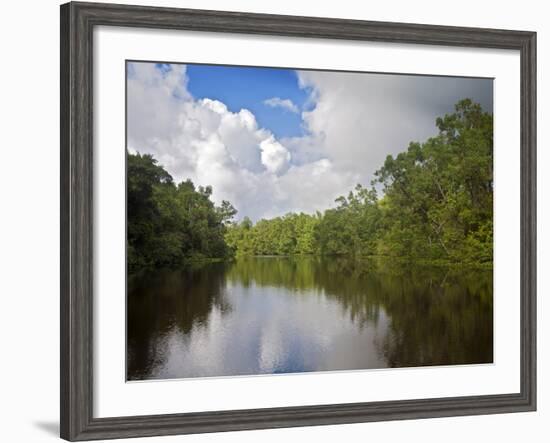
[60,1,536,440]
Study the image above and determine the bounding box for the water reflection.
[127,257,493,380]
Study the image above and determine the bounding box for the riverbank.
[130,252,492,275]
[233,253,493,269]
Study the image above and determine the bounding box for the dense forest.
[127,153,237,270]
[128,99,493,272]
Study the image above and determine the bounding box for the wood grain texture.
[60,2,537,441]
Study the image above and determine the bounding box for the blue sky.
[129,61,492,221]
[184,64,310,138]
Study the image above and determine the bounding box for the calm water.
[127,256,493,380]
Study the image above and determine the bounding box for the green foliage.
[315,185,381,256]
[374,99,493,263]
[127,152,236,272]
[225,213,321,256]
[226,99,493,265]
[129,99,493,269]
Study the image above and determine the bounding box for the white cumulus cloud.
[263,97,299,113]
[127,62,359,221]
[292,70,493,182]
[259,136,291,175]
[127,62,492,222]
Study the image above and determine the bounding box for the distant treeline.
[128,99,493,271]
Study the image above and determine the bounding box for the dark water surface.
[127,256,493,380]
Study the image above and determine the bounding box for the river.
[127,256,493,380]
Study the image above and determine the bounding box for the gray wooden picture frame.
[60,1,537,441]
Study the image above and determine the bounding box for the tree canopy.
[127,152,236,271]
[128,99,493,270]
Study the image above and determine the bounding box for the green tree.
[129,99,492,269]
[374,99,493,263]
[127,152,237,271]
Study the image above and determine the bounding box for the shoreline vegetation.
[128,99,493,273]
